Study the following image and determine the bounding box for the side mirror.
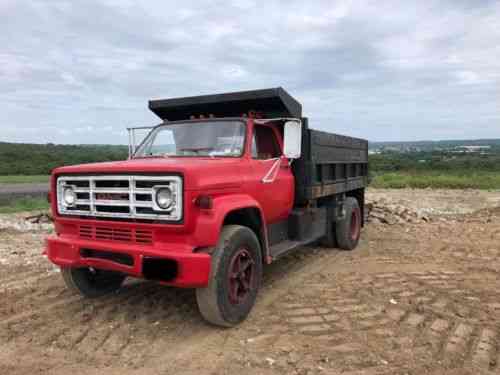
[283,120,302,159]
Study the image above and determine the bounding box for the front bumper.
[45,235,211,288]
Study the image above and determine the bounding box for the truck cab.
[46,88,368,326]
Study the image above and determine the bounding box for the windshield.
[134,120,246,157]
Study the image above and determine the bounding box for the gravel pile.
[366,200,431,225]
[0,212,53,233]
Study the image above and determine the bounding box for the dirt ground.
[1,188,500,375]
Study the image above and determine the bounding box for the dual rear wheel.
[322,197,362,251]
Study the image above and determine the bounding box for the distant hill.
[369,139,500,151]
[0,142,128,175]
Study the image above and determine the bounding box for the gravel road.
[0,183,49,204]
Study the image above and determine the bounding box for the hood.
[53,157,247,191]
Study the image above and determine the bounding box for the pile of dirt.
[366,200,431,225]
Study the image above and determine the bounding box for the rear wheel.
[196,225,262,327]
[336,197,362,250]
[61,267,126,298]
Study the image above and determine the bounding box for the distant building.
[454,145,491,153]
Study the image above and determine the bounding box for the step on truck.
[45,88,369,327]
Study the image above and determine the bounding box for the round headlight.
[63,187,76,206]
[155,187,173,209]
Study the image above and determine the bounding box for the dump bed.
[293,118,369,203]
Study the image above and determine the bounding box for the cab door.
[249,124,294,224]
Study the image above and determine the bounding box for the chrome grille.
[57,175,182,220]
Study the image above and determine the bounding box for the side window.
[252,126,281,160]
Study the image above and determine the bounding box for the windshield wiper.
[133,152,169,159]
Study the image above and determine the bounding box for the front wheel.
[61,267,126,298]
[196,225,262,327]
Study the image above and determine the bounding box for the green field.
[0,197,50,213]
[371,171,500,190]
[0,175,49,184]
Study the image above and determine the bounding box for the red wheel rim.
[350,207,361,241]
[228,248,255,305]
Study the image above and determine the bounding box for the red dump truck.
[45,88,368,326]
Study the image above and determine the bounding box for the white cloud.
[0,0,499,144]
[60,72,86,88]
[453,71,488,85]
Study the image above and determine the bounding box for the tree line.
[369,150,500,173]
[0,142,128,175]
[1,142,499,176]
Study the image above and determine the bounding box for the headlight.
[155,186,173,210]
[63,187,77,206]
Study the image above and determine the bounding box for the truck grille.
[79,224,153,244]
[57,175,182,220]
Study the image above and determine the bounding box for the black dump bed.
[293,118,369,204]
[149,87,302,121]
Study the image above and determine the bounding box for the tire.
[61,267,126,298]
[336,197,362,250]
[196,225,263,327]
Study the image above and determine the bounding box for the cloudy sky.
[1,0,499,144]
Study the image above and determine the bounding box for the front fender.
[191,194,269,257]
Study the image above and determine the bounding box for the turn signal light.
[194,195,213,209]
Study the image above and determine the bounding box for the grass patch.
[371,171,500,190]
[0,197,50,213]
[0,175,49,184]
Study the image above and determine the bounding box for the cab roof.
[148,87,302,121]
